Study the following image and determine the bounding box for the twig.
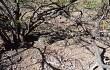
[91,15,104,70]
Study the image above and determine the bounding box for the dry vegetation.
[0,0,110,70]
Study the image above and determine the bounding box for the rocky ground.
[0,9,110,70]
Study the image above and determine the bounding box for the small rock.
[11,54,22,64]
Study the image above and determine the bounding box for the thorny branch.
[37,46,61,70]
